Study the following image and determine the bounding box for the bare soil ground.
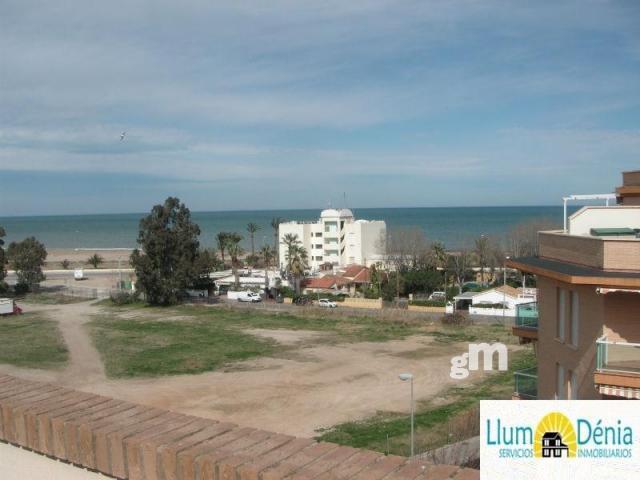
[0,301,496,438]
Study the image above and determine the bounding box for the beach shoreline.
[45,248,134,270]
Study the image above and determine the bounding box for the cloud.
[1,1,639,214]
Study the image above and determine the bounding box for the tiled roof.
[341,265,371,283]
[304,275,351,289]
[494,285,520,298]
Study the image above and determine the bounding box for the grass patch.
[315,348,536,456]
[0,312,69,369]
[88,314,280,378]
[89,303,519,379]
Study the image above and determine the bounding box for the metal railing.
[514,367,537,399]
[515,301,538,329]
[596,336,640,375]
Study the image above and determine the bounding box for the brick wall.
[0,375,478,480]
[539,231,640,271]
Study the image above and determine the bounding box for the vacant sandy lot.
[0,301,497,438]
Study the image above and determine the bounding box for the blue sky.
[1,1,639,215]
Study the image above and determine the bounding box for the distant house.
[541,432,568,458]
[454,285,537,317]
[302,275,351,294]
[303,265,373,295]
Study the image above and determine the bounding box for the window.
[570,291,579,347]
[315,232,322,237]
[557,288,566,341]
[556,364,565,400]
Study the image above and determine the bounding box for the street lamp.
[503,256,510,320]
[398,373,415,457]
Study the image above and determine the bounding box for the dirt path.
[0,301,106,388]
[0,302,502,438]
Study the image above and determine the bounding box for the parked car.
[237,291,262,303]
[317,298,337,308]
[428,291,446,301]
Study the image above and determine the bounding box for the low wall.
[408,305,446,313]
[341,297,383,309]
[469,307,515,317]
[418,436,479,468]
[0,375,478,480]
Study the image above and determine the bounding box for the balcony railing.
[514,367,537,399]
[596,336,640,375]
[515,302,538,329]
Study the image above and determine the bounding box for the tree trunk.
[274,232,279,270]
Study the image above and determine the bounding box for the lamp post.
[398,373,414,457]
[503,256,510,319]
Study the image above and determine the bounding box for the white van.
[237,291,262,303]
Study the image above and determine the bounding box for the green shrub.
[14,282,30,295]
[441,313,471,326]
[471,303,505,309]
[279,286,295,298]
[109,291,140,305]
[409,300,446,307]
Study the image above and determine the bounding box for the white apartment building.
[278,209,386,271]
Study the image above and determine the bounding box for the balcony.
[512,302,538,343]
[513,367,537,400]
[594,337,640,396]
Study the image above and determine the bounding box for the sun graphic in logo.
[534,412,577,458]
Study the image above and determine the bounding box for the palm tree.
[271,217,285,269]
[246,222,261,256]
[281,233,301,272]
[216,232,230,267]
[260,244,275,270]
[226,233,244,288]
[286,244,308,294]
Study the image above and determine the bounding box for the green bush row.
[409,300,446,307]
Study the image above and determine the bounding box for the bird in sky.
[120,131,126,141]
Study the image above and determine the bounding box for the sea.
[0,206,576,250]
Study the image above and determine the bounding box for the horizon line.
[0,203,581,219]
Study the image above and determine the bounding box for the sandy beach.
[45,248,134,270]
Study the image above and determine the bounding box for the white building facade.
[278,209,386,271]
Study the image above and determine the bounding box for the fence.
[45,285,120,299]
[514,367,538,399]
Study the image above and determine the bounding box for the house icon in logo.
[541,432,569,458]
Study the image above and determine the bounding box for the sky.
[1,1,639,216]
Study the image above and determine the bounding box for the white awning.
[598,384,640,400]
[596,288,640,295]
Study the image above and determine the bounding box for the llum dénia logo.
[486,412,634,460]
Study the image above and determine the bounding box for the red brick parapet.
[0,374,479,479]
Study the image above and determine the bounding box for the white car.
[237,291,262,303]
[317,299,337,308]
